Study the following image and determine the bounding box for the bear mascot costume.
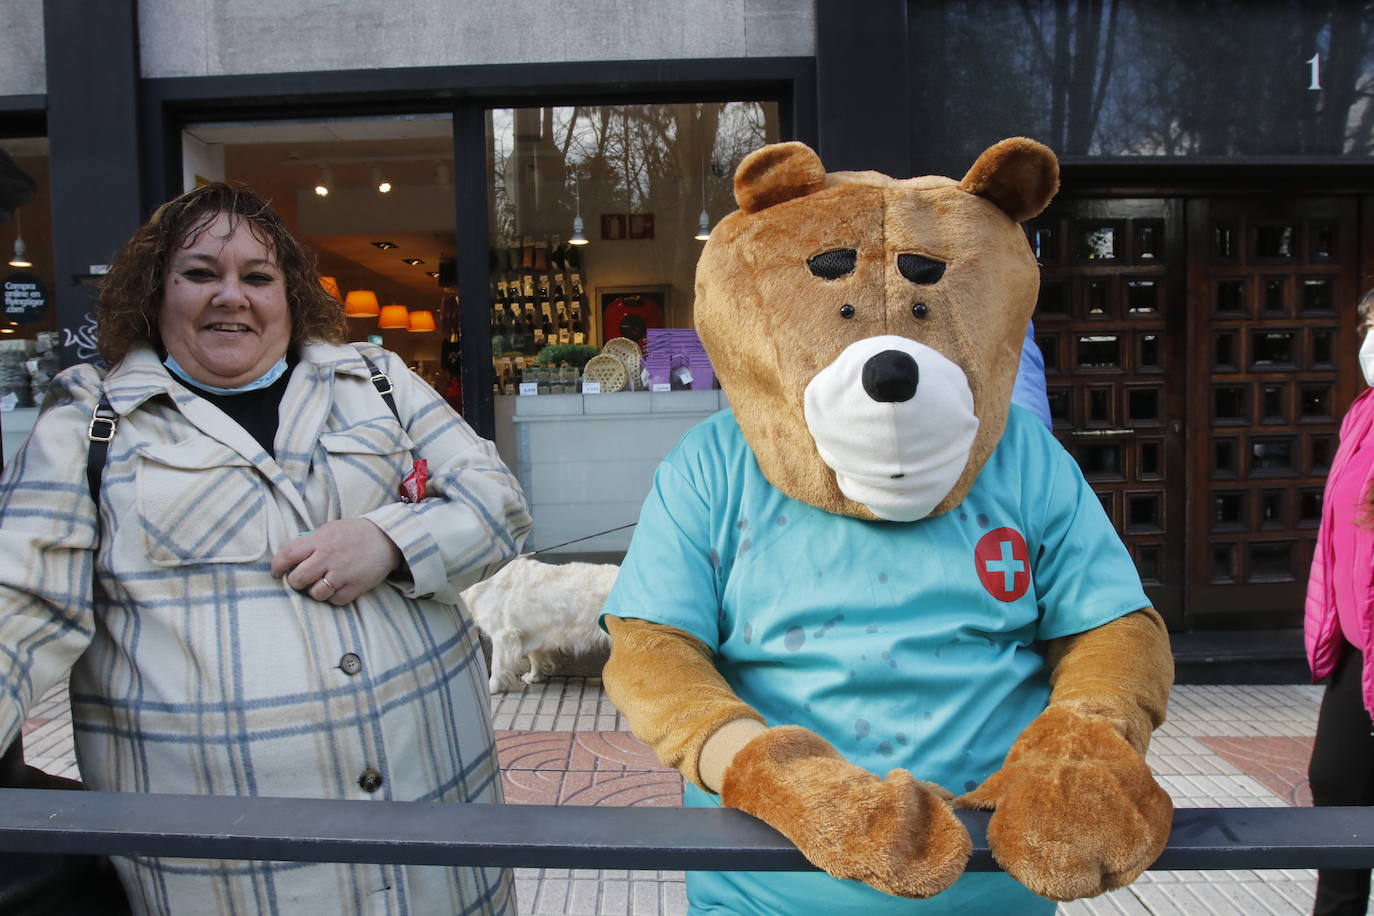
[600,138,1174,914]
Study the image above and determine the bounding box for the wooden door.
[1185,197,1361,629]
[1026,199,1188,628]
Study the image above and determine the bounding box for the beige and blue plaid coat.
[0,341,531,915]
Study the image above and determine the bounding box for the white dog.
[461,556,618,693]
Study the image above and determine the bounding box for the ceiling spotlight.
[425,270,440,278]
[372,166,391,194]
[371,240,399,250]
[401,257,425,266]
[314,167,332,197]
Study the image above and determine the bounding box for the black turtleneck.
[179,357,297,458]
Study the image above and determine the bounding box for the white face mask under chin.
[1361,332,1374,387]
[803,336,979,522]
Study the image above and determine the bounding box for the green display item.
[535,343,600,368]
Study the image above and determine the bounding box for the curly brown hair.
[96,182,345,363]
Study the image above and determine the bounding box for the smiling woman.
[0,182,533,914]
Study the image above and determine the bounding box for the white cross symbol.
[984,540,1024,593]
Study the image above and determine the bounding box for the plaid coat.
[0,342,531,915]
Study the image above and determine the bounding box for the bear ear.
[734,142,827,214]
[959,137,1060,223]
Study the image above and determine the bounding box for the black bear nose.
[861,350,920,403]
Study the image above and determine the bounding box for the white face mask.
[1361,331,1374,387]
[803,335,979,522]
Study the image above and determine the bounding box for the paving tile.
[1200,736,1314,807]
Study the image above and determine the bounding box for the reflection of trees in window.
[915,0,1374,161]
[487,102,776,248]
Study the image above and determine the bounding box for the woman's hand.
[271,518,403,605]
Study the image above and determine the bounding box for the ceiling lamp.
[372,166,392,194]
[401,257,425,266]
[319,276,342,301]
[314,167,332,197]
[693,154,711,241]
[7,211,32,268]
[378,304,410,329]
[371,240,398,250]
[343,289,380,317]
[569,178,588,246]
[407,310,437,332]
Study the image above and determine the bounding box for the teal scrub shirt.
[603,406,1150,915]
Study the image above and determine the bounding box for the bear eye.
[912,302,928,319]
[897,253,946,285]
[839,304,856,319]
[808,248,857,280]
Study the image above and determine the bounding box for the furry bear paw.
[721,726,970,898]
[955,705,1172,901]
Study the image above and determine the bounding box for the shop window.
[0,136,57,414]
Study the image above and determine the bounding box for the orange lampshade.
[344,289,380,317]
[378,304,410,329]
[407,310,437,332]
[319,276,342,301]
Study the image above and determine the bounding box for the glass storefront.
[483,101,779,555]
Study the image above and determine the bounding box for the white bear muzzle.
[803,335,979,522]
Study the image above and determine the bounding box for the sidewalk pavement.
[20,677,1354,915]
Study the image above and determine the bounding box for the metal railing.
[2,788,1373,872]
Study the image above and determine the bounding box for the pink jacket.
[1306,387,1374,716]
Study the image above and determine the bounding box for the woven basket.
[582,354,628,393]
[602,337,643,389]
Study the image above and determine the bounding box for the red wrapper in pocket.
[400,459,428,503]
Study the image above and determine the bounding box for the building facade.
[1,0,1372,636]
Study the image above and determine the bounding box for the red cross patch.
[974,527,1031,602]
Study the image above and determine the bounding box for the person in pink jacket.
[1305,287,1374,916]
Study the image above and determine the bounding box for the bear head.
[695,138,1059,521]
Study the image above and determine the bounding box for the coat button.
[339,653,362,676]
[358,768,383,793]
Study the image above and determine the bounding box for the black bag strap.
[86,392,117,506]
[359,353,401,424]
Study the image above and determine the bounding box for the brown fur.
[721,726,971,898]
[956,609,1174,900]
[695,139,1057,518]
[602,616,764,789]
